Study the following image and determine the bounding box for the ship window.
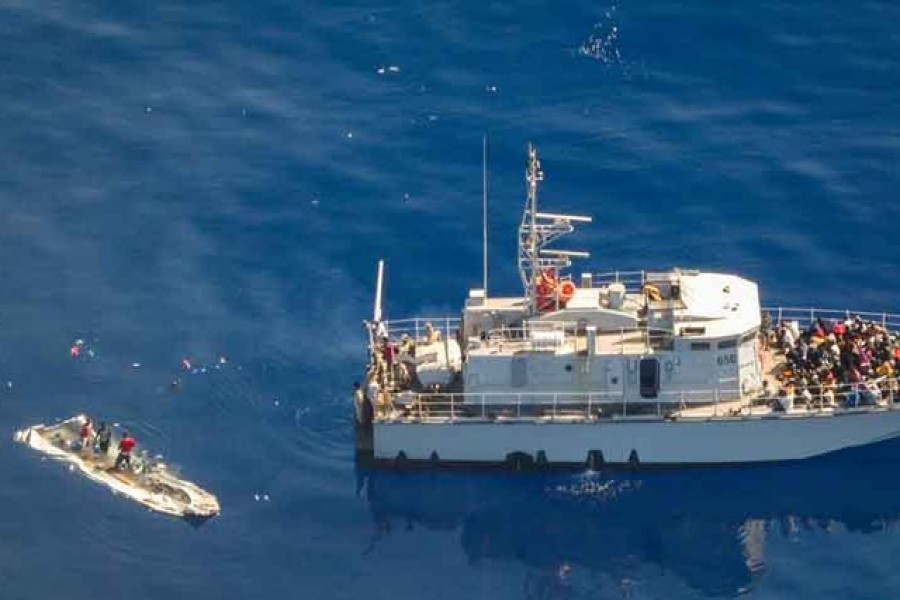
[718,339,737,349]
[639,358,659,399]
[690,342,711,351]
[681,327,706,336]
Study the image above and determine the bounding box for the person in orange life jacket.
[114,432,137,470]
[80,419,94,453]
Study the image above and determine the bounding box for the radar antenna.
[517,144,592,314]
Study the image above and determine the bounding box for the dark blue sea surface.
[1,1,899,598]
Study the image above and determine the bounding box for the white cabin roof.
[673,272,760,338]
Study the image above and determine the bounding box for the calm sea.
[1,1,899,598]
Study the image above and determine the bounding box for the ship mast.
[517,143,592,315]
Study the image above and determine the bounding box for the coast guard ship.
[355,144,900,469]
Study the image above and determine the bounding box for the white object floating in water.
[145,106,152,113]
[387,65,400,73]
[254,493,261,502]
[346,131,353,139]
[132,362,141,369]
[485,85,498,93]
[263,494,270,502]
[5,381,11,389]
[68,464,75,472]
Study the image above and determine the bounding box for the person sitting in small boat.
[79,419,94,453]
[95,422,112,455]
[114,431,137,471]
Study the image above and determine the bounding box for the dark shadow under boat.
[357,437,900,597]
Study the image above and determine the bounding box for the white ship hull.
[373,407,900,466]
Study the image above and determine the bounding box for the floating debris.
[578,6,623,65]
[131,362,141,369]
[69,338,98,360]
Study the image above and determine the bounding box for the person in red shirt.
[114,432,137,471]
[79,419,94,454]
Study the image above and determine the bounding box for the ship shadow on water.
[356,438,900,597]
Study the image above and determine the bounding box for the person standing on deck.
[366,373,381,415]
[114,431,136,471]
[353,382,370,424]
[95,422,112,455]
[382,337,396,385]
[79,419,94,454]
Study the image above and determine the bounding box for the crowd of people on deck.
[78,418,138,471]
[354,321,448,423]
[770,314,900,410]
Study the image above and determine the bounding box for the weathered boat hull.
[14,415,220,520]
[372,407,900,468]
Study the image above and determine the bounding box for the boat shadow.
[356,438,900,597]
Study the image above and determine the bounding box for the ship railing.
[761,307,900,332]
[474,321,669,353]
[381,376,900,422]
[387,389,734,422]
[370,317,462,344]
[590,270,646,293]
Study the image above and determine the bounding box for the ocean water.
[1,1,899,598]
